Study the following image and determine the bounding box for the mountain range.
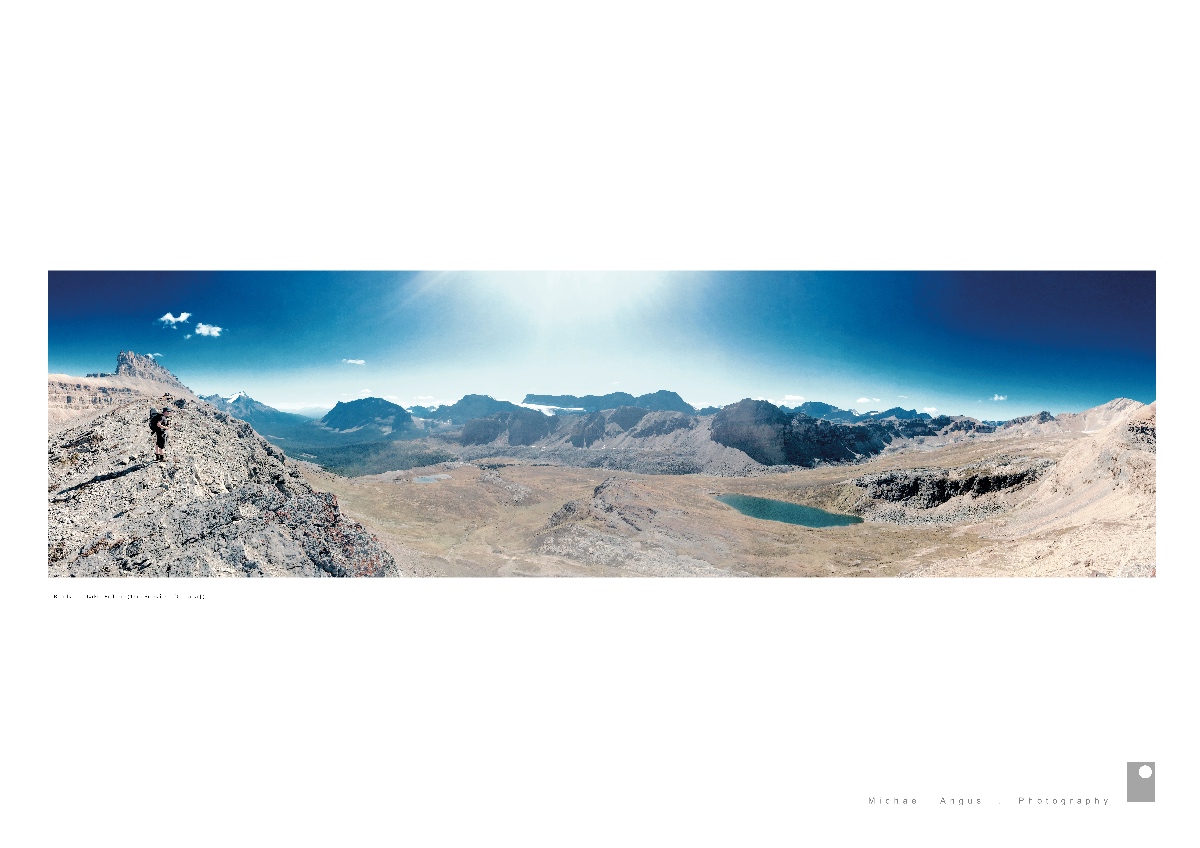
[48,352,1143,478]
[45,353,1155,578]
[522,390,696,414]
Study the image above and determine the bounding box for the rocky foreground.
[48,397,396,577]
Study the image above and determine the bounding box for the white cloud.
[158,311,191,326]
[992,394,1008,401]
[184,334,191,339]
[195,323,223,337]
[384,395,400,402]
[783,394,805,402]
[146,352,162,358]
[923,407,938,414]
[856,397,871,404]
[898,395,908,399]
[342,358,366,365]
[872,398,880,402]
[414,395,434,401]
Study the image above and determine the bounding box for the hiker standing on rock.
[150,402,171,462]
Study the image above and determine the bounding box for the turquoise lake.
[716,494,864,527]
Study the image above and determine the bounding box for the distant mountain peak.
[114,350,189,391]
[320,397,414,433]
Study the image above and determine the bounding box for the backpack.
[149,408,162,432]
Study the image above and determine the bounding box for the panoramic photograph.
[47,271,1156,578]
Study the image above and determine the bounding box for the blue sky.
[47,271,1155,417]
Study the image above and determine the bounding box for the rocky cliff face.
[850,456,1055,524]
[49,351,196,432]
[711,399,902,466]
[48,378,145,431]
[114,350,191,390]
[460,408,557,446]
[899,402,1156,577]
[48,397,396,577]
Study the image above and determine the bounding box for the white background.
[6,2,1195,845]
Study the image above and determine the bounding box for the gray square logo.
[1127,762,1155,802]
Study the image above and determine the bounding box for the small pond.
[716,493,863,527]
[413,474,452,483]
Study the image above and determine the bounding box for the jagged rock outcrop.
[545,478,659,533]
[478,468,534,503]
[49,351,197,432]
[48,397,396,577]
[535,478,731,576]
[853,458,1052,511]
[114,351,191,390]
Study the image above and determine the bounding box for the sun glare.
[398,270,703,336]
[470,271,681,326]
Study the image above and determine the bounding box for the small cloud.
[342,359,366,365]
[782,394,805,402]
[158,311,191,327]
[898,395,908,399]
[184,334,191,339]
[856,397,871,404]
[992,394,1008,401]
[146,352,163,358]
[413,395,434,401]
[923,407,938,414]
[872,398,880,402]
[196,323,223,337]
[384,395,400,402]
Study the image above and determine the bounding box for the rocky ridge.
[900,402,1156,577]
[48,396,396,577]
[850,456,1055,525]
[456,414,769,476]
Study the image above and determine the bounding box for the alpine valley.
[48,353,1156,578]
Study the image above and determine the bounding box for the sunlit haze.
[48,271,1155,418]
